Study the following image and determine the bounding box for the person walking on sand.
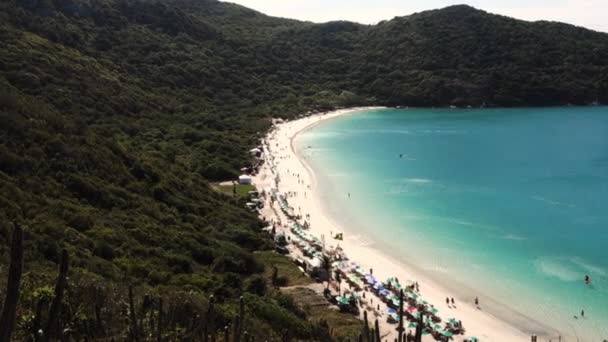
[451,297,455,306]
[475,297,479,307]
[446,297,450,307]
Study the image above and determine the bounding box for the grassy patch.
[212,183,256,199]
[286,287,363,340]
[255,250,313,287]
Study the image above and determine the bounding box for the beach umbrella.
[412,312,421,319]
[386,308,397,315]
[407,322,417,328]
[380,289,391,297]
[430,307,439,314]
[447,318,458,325]
[468,337,479,342]
[422,329,431,335]
[336,296,350,305]
[432,323,442,330]
[440,330,454,337]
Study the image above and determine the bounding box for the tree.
[0,223,24,342]
[44,249,69,342]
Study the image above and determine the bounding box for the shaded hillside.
[359,5,608,105]
[0,0,607,339]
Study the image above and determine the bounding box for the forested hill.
[0,0,607,340]
[3,0,607,109]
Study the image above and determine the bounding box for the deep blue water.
[296,107,608,341]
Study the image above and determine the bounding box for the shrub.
[198,160,237,181]
[245,274,266,296]
[93,241,115,260]
[192,247,215,265]
[167,254,193,274]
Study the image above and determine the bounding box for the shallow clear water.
[296,107,608,341]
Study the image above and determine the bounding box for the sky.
[222,0,608,33]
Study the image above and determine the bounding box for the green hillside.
[1,0,607,340]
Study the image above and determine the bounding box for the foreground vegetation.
[1,0,607,339]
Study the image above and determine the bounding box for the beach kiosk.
[238,174,252,184]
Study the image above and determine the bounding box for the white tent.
[238,174,252,184]
[249,148,262,155]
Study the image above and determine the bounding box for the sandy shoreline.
[254,108,536,341]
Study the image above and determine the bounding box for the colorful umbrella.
[440,330,454,337]
[407,291,419,299]
[336,296,350,305]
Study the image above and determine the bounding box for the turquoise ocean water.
[295,107,608,341]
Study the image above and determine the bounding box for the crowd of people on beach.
[244,114,608,342]
[253,123,479,341]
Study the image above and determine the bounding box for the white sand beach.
[253,108,533,341]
